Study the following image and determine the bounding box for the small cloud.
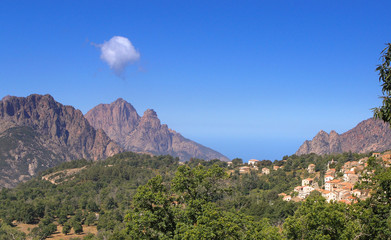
[98,36,140,76]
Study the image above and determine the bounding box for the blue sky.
[1,1,390,161]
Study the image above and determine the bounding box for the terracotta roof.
[316,189,330,194]
[339,200,352,204]
[326,179,342,184]
[338,182,354,187]
[248,159,259,162]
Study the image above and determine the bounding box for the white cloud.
[99,36,140,76]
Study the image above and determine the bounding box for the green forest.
[1,150,391,239]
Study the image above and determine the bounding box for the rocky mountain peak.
[86,99,229,162]
[319,130,327,134]
[296,118,391,155]
[143,109,158,118]
[114,97,125,103]
[329,130,339,136]
[85,98,140,146]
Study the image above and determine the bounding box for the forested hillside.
[0,151,391,239]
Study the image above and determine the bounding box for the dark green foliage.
[62,222,71,235]
[58,209,68,225]
[125,164,283,239]
[85,212,97,226]
[186,158,228,168]
[73,220,83,234]
[0,150,387,239]
[0,223,26,240]
[284,193,353,239]
[232,158,243,167]
[373,43,391,125]
[30,222,57,240]
[83,233,95,240]
[87,200,99,212]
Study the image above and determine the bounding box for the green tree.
[58,209,68,225]
[232,158,243,167]
[62,222,71,235]
[30,223,57,240]
[373,43,391,124]
[283,193,355,239]
[16,203,36,224]
[105,197,118,210]
[86,200,99,212]
[85,212,96,226]
[0,223,26,240]
[172,165,228,203]
[355,163,391,238]
[73,220,83,235]
[125,175,176,239]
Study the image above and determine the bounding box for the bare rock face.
[84,98,140,147]
[296,118,391,155]
[85,99,229,162]
[0,94,123,188]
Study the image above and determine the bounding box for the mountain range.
[0,94,228,188]
[295,118,391,155]
[3,93,390,188]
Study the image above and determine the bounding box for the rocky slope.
[85,98,229,161]
[0,94,123,188]
[296,118,391,155]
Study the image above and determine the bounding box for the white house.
[302,178,313,186]
[248,159,260,166]
[239,166,250,174]
[308,164,316,173]
[327,192,338,202]
[325,179,342,191]
[343,171,355,182]
[324,175,334,183]
[262,167,270,175]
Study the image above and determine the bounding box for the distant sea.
[190,135,303,162]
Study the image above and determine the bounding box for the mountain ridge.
[296,118,391,155]
[85,98,229,161]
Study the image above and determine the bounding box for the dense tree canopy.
[0,150,387,239]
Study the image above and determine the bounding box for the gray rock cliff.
[0,94,123,188]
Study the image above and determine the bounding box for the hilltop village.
[227,151,391,204]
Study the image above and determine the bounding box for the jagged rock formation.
[0,94,123,188]
[296,118,391,155]
[85,98,229,161]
